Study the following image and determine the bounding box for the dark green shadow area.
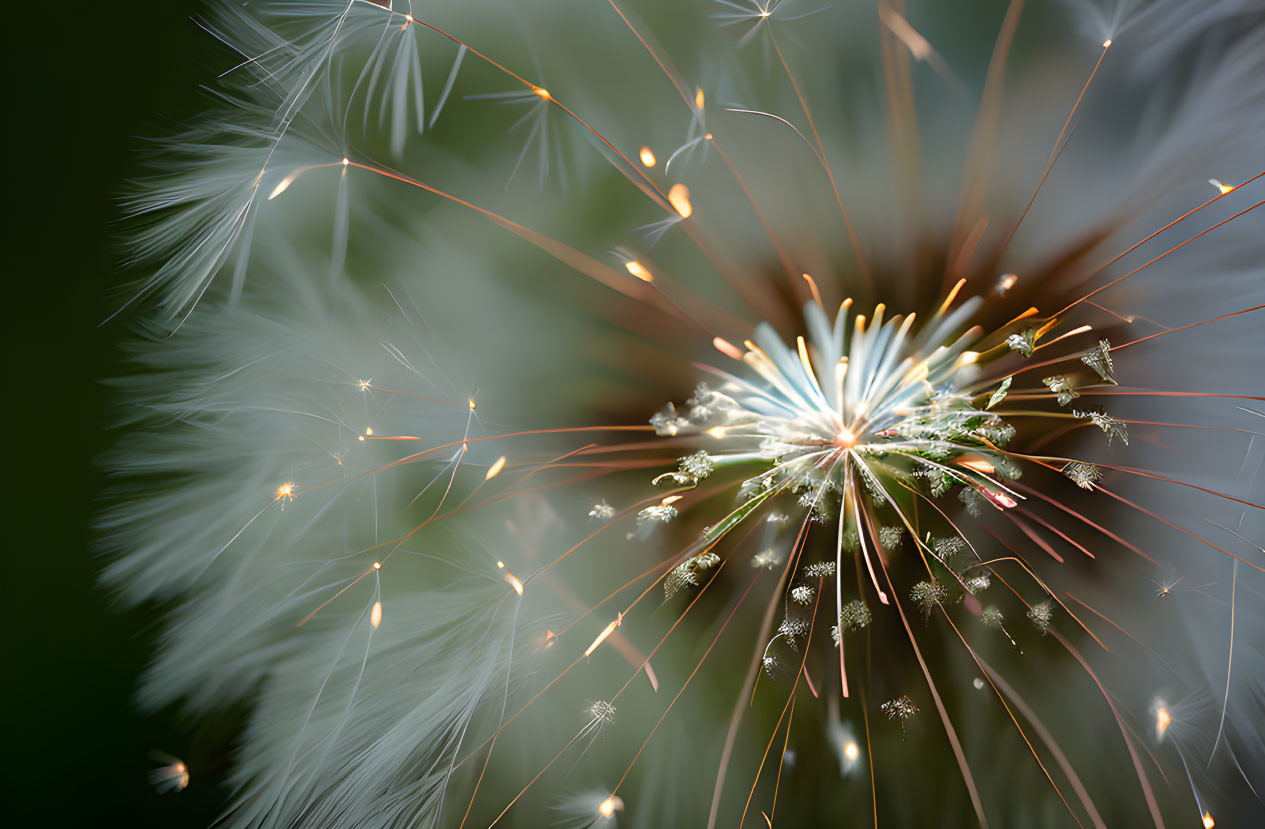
[4,2,233,825]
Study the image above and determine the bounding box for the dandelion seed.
[1155,703,1173,740]
[148,752,189,793]
[1043,375,1081,406]
[599,795,623,818]
[485,455,507,480]
[791,585,814,605]
[878,526,905,549]
[649,402,688,436]
[677,450,715,482]
[777,617,811,649]
[268,174,297,200]
[881,695,919,722]
[1006,329,1038,357]
[752,548,782,570]
[1080,339,1116,384]
[1074,409,1130,445]
[370,601,383,629]
[802,561,836,579]
[588,500,616,520]
[1027,600,1054,634]
[584,613,623,659]
[624,260,653,282]
[834,600,872,643]
[910,581,949,619]
[762,655,779,679]
[668,183,693,219]
[981,607,1019,648]
[1062,461,1102,489]
[664,551,720,599]
[963,573,991,594]
[636,504,678,528]
[587,700,617,727]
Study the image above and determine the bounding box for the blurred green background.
[5,2,227,824]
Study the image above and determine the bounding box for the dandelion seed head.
[802,561,836,579]
[881,695,919,722]
[649,402,689,437]
[1027,600,1054,634]
[910,581,949,619]
[777,617,810,648]
[1062,461,1103,489]
[677,450,715,482]
[664,552,720,599]
[587,700,617,727]
[105,0,1265,823]
[636,504,677,526]
[836,600,872,638]
[963,573,991,594]
[936,535,969,561]
[752,548,782,570]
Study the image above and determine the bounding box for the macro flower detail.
[104,0,1265,826]
[881,695,919,724]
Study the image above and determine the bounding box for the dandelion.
[106,0,1265,826]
